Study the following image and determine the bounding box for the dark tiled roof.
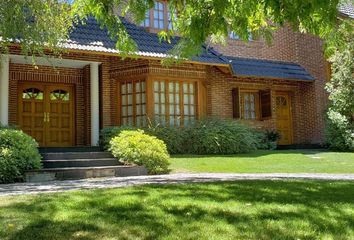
[339,2,354,18]
[227,56,315,81]
[65,17,227,64]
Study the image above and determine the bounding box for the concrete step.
[39,147,101,153]
[26,165,148,182]
[42,152,113,160]
[42,158,120,168]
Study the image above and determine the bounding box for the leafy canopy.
[0,0,345,61]
[325,17,354,151]
[0,0,72,58]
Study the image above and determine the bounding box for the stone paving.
[1,173,354,196]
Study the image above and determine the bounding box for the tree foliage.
[325,18,354,151]
[0,0,344,61]
[0,0,72,58]
[71,0,341,62]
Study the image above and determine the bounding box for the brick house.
[0,3,352,147]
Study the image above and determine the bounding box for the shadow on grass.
[1,180,354,240]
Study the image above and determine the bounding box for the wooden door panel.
[61,131,71,143]
[18,83,75,147]
[61,116,70,128]
[46,86,74,146]
[275,94,293,145]
[18,86,46,146]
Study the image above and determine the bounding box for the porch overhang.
[0,54,101,146]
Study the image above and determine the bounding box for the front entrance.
[275,92,293,145]
[18,83,75,146]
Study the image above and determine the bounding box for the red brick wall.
[122,16,327,144]
[7,37,327,145]
[205,66,318,144]
[7,48,118,146]
[211,26,298,62]
[210,26,328,143]
[9,63,87,145]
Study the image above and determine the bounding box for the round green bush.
[145,126,186,154]
[109,130,170,174]
[184,118,260,154]
[0,129,42,183]
[100,126,136,150]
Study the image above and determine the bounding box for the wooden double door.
[275,92,293,145]
[18,83,75,147]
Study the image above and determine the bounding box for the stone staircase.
[25,147,148,182]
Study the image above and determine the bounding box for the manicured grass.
[170,149,354,173]
[1,181,354,239]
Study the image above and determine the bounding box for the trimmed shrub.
[184,118,260,154]
[0,128,42,183]
[109,130,170,174]
[101,118,265,155]
[100,126,136,150]
[100,125,186,154]
[325,110,354,151]
[258,129,281,150]
[146,125,186,154]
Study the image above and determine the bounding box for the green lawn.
[170,150,354,173]
[1,181,354,239]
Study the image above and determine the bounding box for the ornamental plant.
[109,130,170,174]
[183,118,261,154]
[325,19,354,151]
[0,128,42,183]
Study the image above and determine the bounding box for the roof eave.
[232,74,315,82]
[66,47,231,67]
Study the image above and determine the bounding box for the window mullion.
[165,80,170,125]
[150,9,153,28]
[180,81,184,126]
[132,80,136,125]
[164,2,168,30]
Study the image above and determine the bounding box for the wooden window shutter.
[232,88,240,119]
[260,90,272,119]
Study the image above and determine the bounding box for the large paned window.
[153,2,165,29]
[154,80,197,126]
[141,11,150,27]
[229,31,253,41]
[141,1,175,30]
[120,80,146,127]
[167,9,176,30]
[229,31,241,40]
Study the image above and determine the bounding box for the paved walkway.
[1,173,354,196]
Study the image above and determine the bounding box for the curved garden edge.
[1,173,354,196]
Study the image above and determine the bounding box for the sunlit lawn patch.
[170,150,354,173]
[1,180,353,240]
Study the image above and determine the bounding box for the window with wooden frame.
[141,10,150,27]
[232,88,272,120]
[120,80,146,127]
[228,31,253,41]
[241,91,259,120]
[229,31,241,40]
[140,1,175,30]
[154,79,197,126]
[153,1,165,29]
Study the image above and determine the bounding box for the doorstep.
[26,165,148,182]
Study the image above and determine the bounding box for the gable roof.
[65,17,315,81]
[227,56,315,81]
[65,17,227,65]
[339,2,354,18]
